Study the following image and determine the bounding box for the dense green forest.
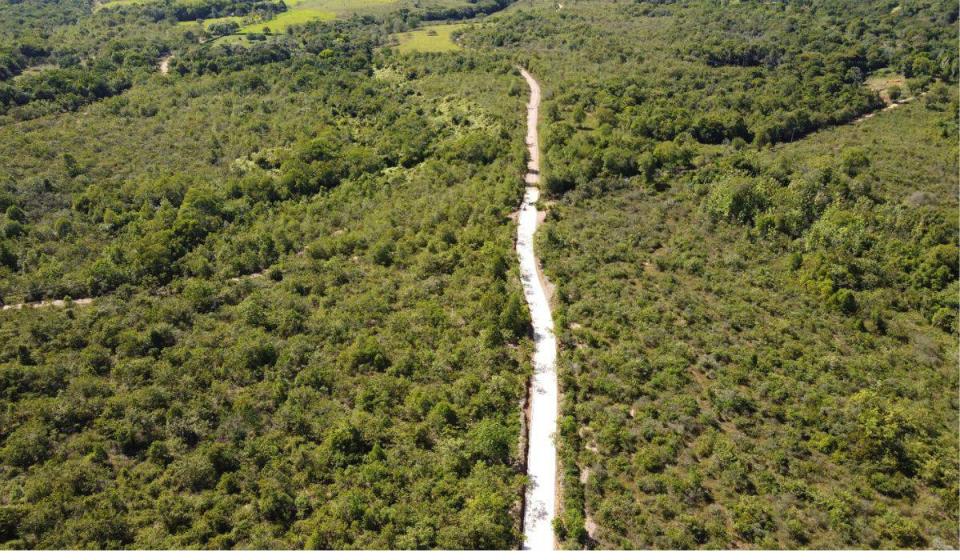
[0,0,957,551]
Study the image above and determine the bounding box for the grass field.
[237,0,397,33]
[238,8,336,33]
[392,23,468,53]
[289,0,397,16]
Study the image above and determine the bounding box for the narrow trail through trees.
[517,67,559,551]
[853,92,925,123]
[1,270,267,312]
[1,298,93,311]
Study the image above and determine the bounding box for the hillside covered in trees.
[0,0,957,551]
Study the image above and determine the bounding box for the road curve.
[517,67,559,551]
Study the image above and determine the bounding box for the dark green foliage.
[148,0,287,23]
[705,176,771,226]
[2,420,50,468]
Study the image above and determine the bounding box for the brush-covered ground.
[1,1,534,550]
[464,0,959,549]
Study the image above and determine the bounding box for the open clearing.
[239,0,397,32]
[289,0,397,17]
[865,69,910,103]
[98,0,480,40]
[392,23,468,53]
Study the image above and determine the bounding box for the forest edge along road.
[517,67,559,551]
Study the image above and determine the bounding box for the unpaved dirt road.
[1,298,93,311]
[517,67,559,551]
[854,93,924,123]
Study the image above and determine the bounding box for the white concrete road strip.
[518,67,559,552]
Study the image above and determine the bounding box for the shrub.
[840,148,870,177]
[466,419,512,464]
[706,176,771,225]
[733,496,775,543]
[2,421,50,468]
[170,453,217,492]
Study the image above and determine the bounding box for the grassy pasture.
[392,23,468,53]
[290,0,397,17]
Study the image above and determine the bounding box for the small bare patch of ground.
[159,54,173,75]
[578,464,599,539]
[905,191,936,207]
[584,513,599,540]
[228,271,264,282]
[579,426,599,454]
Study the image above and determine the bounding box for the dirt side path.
[1,298,93,311]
